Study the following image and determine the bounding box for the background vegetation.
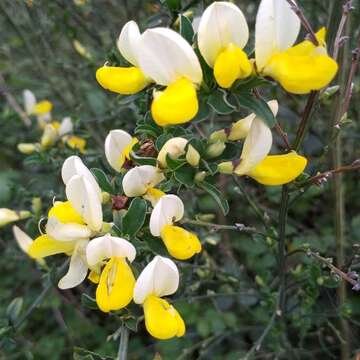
[0,0,359,359]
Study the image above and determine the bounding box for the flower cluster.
[18,89,86,154]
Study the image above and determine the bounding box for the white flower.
[133,255,179,304]
[122,165,165,197]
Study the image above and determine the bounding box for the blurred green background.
[1,0,360,359]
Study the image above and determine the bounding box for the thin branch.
[116,325,129,360]
[285,0,319,46]
[0,73,31,127]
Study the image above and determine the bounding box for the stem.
[292,91,318,151]
[277,185,290,317]
[117,325,129,360]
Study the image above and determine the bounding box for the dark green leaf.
[122,198,147,237]
[179,14,194,44]
[166,153,187,171]
[208,89,237,115]
[73,347,112,360]
[6,297,23,324]
[155,133,172,151]
[81,294,98,310]
[160,0,181,11]
[234,94,276,128]
[198,181,229,215]
[174,166,196,187]
[90,168,115,194]
[232,76,273,93]
[130,153,157,166]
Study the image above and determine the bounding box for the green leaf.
[90,168,115,194]
[179,14,194,44]
[208,89,237,115]
[234,94,277,128]
[73,347,113,360]
[232,76,273,93]
[174,166,196,188]
[81,294,98,310]
[166,153,187,171]
[130,153,157,166]
[6,297,23,324]
[122,198,147,237]
[160,0,181,11]
[155,133,172,151]
[198,181,229,215]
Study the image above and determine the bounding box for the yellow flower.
[255,0,337,94]
[149,195,201,260]
[133,256,185,340]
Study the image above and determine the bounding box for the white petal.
[117,20,141,67]
[149,194,184,237]
[198,1,249,67]
[157,137,188,167]
[12,226,32,253]
[58,241,88,289]
[23,89,36,115]
[138,27,202,86]
[66,175,103,232]
[61,156,101,200]
[105,130,132,172]
[255,0,300,70]
[0,209,19,227]
[86,234,136,266]
[122,165,165,197]
[133,255,179,304]
[58,117,73,136]
[46,216,91,242]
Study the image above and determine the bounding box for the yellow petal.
[121,137,138,165]
[247,152,307,186]
[33,100,53,115]
[214,44,252,88]
[88,269,100,284]
[48,201,84,225]
[263,28,337,94]
[64,135,87,153]
[151,77,198,126]
[28,234,75,259]
[160,225,201,260]
[96,66,149,95]
[143,295,185,340]
[143,187,165,207]
[96,257,135,313]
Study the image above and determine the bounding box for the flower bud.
[218,161,234,174]
[209,129,227,143]
[228,113,254,141]
[41,124,58,148]
[31,197,42,215]
[206,141,226,158]
[101,192,111,204]
[186,144,200,167]
[157,137,188,168]
[0,209,20,227]
[194,171,207,182]
[17,143,37,154]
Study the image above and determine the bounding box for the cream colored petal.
[66,175,103,232]
[58,241,88,289]
[117,20,141,67]
[23,89,36,115]
[46,216,91,242]
[58,117,73,137]
[86,234,136,266]
[0,209,20,227]
[133,255,179,304]
[157,137,188,168]
[61,156,101,199]
[255,0,300,70]
[12,225,32,253]
[149,194,184,237]
[104,129,132,172]
[198,1,249,67]
[235,117,273,175]
[138,27,202,86]
[122,165,165,197]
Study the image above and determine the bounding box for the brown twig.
[332,1,354,61]
[285,0,319,46]
[0,73,31,127]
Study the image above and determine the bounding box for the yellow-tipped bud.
[186,144,200,167]
[101,192,111,204]
[218,161,234,174]
[194,171,207,182]
[31,197,42,215]
[206,141,226,158]
[17,143,37,154]
[19,211,31,220]
[209,129,227,143]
